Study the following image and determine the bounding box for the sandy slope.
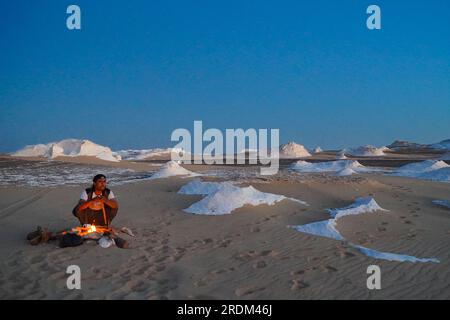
[0,163,449,299]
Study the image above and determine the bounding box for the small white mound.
[353,245,439,263]
[313,146,323,154]
[179,179,307,215]
[291,220,343,240]
[432,200,450,209]
[393,160,450,182]
[185,184,286,215]
[349,145,389,157]
[397,160,449,174]
[328,197,388,219]
[291,197,438,263]
[291,197,386,241]
[279,142,311,158]
[336,167,357,176]
[178,178,223,195]
[420,168,450,182]
[337,150,347,159]
[12,139,121,162]
[290,160,371,174]
[150,161,199,180]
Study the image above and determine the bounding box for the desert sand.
[0,156,449,299]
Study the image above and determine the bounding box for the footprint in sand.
[290,269,305,276]
[202,238,213,244]
[125,279,148,292]
[194,277,210,287]
[325,265,338,272]
[211,269,227,275]
[234,285,265,297]
[291,279,309,290]
[260,250,278,257]
[235,251,256,262]
[214,239,232,248]
[253,260,267,269]
[339,251,356,258]
[153,265,166,272]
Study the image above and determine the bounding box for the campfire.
[27,224,133,249]
[71,224,111,237]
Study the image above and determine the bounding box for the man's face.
[94,177,107,191]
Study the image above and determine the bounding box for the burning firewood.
[26,224,132,249]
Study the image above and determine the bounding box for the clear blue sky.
[1,0,449,152]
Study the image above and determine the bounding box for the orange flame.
[71,225,110,236]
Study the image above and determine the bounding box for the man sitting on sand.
[73,174,119,227]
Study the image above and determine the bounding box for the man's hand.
[94,196,107,203]
[76,195,118,212]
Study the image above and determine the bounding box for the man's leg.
[106,207,118,224]
[73,208,90,225]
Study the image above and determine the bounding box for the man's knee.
[73,208,87,224]
[108,207,118,221]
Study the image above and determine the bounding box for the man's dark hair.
[93,174,106,182]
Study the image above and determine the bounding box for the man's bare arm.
[77,199,92,212]
[103,197,118,209]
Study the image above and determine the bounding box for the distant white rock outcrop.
[337,149,347,159]
[279,142,311,158]
[12,139,121,162]
[387,139,450,151]
[387,140,426,150]
[429,139,450,150]
[349,145,389,157]
[116,148,187,160]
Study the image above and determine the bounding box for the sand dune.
[0,157,449,299]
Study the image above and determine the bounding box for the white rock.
[12,139,121,162]
[279,142,311,158]
[179,179,307,215]
[291,197,438,263]
[150,161,200,180]
[349,145,389,157]
[290,160,378,174]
